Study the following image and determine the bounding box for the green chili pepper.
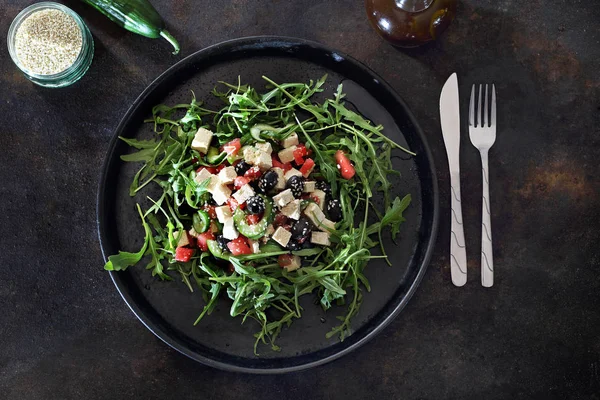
[81,0,180,54]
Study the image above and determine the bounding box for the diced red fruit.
[175,247,194,262]
[246,214,261,225]
[272,156,293,172]
[222,138,242,156]
[191,157,199,164]
[227,236,252,256]
[195,231,215,252]
[293,144,308,165]
[196,166,217,174]
[244,166,262,180]
[277,254,295,268]
[202,205,217,219]
[216,163,227,172]
[273,213,288,227]
[234,176,250,190]
[299,158,315,177]
[335,150,355,179]
[226,197,245,212]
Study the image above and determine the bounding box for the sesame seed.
[14,9,82,75]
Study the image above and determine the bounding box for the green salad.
[105,75,413,353]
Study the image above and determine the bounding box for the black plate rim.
[97,35,439,374]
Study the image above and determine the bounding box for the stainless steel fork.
[469,84,496,287]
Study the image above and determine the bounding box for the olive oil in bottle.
[365,0,457,47]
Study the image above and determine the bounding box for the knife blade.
[440,73,467,287]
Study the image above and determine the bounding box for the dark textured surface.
[0,0,598,398]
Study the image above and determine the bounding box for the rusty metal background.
[0,0,598,398]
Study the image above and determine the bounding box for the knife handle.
[449,171,467,286]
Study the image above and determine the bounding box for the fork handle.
[449,171,467,286]
[480,150,494,287]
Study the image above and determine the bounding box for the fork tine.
[469,85,475,126]
[491,84,497,127]
[484,84,489,127]
[477,84,482,127]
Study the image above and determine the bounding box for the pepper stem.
[160,30,180,55]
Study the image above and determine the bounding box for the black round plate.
[97,36,439,373]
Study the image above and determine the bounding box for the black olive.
[257,170,278,193]
[316,181,332,197]
[287,240,303,251]
[234,161,251,176]
[326,199,342,222]
[216,235,230,252]
[291,217,312,240]
[246,195,266,215]
[286,175,305,198]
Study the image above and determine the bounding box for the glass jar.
[365,0,458,48]
[7,2,94,88]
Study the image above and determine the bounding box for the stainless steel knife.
[440,73,467,287]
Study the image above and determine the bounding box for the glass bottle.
[365,0,458,48]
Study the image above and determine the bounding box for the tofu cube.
[232,184,255,204]
[278,146,297,164]
[312,189,327,210]
[282,255,302,272]
[215,206,232,223]
[273,189,295,208]
[242,146,259,165]
[311,231,331,247]
[218,166,237,185]
[284,168,303,180]
[281,132,299,148]
[222,218,239,240]
[173,230,190,247]
[281,199,301,220]
[254,151,273,171]
[191,128,213,154]
[194,168,214,185]
[248,239,261,254]
[304,203,336,231]
[271,168,286,190]
[303,181,316,192]
[272,226,292,247]
[208,177,231,206]
[255,142,273,154]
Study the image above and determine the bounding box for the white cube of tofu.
[271,168,286,190]
[215,206,232,223]
[284,168,303,180]
[311,231,331,247]
[281,132,299,148]
[208,177,232,206]
[272,227,292,247]
[173,230,190,247]
[282,255,302,272]
[273,189,295,208]
[304,202,336,231]
[254,151,273,171]
[255,142,272,154]
[222,218,239,240]
[232,184,255,204]
[191,128,213,154]
[194,168,214,185]
[312,189,327,210]
[281,199,301,220]
[242,146,259,165]
[218,166,237,185]
[303,181,316,192]
[248,239,261,254]
[278,146,297,164]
